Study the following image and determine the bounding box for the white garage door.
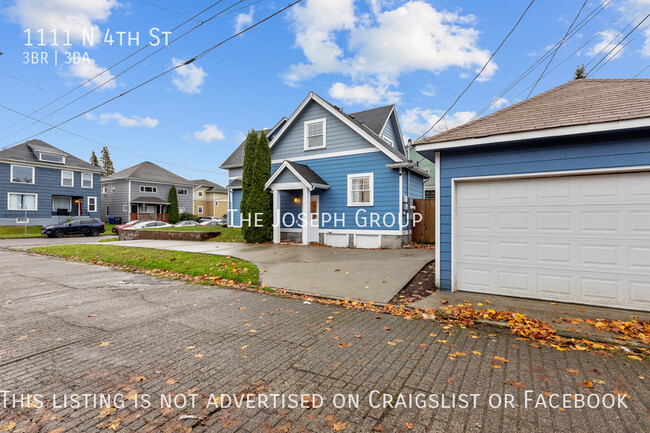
[455,171,650,311]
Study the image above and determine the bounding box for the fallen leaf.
[99,342,110,347]
[250,329,257,333]
[405,422,413,430]
[627,355,643,361]
[583,380,594,388]
[502,380,526,389]
[186,346,196,350]
[593,379,606,384]
[194,354,204,358]
[332,421,347,431]
[241,345,248,350]
[565,369,581,374]
[387,341,396,346]
[338,343,352,348]
[471,351,482,356]
[493,356,508,363]
[0,421,16,431]
[355,334,363,338]
[165,378,178,385]
[437,339,447,344]
[383,326,391,331]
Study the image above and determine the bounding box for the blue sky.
[0,0,648,186]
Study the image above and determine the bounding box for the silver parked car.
[174,220,199,227]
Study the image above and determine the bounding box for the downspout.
[128,179,132,220]
[406,139,413,243]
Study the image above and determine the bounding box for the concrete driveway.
[108,240,433,304]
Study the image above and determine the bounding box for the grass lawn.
[98,237,119,243]
[149,226,244,242]
[0,225,44,238]
[31,244,259,285]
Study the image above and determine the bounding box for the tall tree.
[89,151,99,166]
[249,131,273,243]
[240,130,258,241]
[168,185,180,224]
[573,64,587,80]
[100,146,115,176]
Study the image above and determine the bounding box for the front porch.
[130,197,170,222]
[265,161,330,245]
[51,195,85,218]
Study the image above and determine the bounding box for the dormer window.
[304,118,326,150]
[39,153,65,164]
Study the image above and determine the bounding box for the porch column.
[302,187,310,245]
[272,188,280,244]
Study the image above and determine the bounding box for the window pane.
[308,122,322,136]
[40,153,64,163]
[52,196,70,211]
[12,166,33,183]
[308,135,323,148]
[82,173,92,187]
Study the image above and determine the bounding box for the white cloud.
[234,7,254,33]
[491,97,509,110]
[587,30,626,60]
[193,124,225,142]
[68,58,117,89]
[616,1,650,57]
[401,107,475,137]
[171,57,207,94]
[421,84,436,97]
[285,1,496,99]
[7,0,118,45]
[328,81,401,105]
[85,112,159,128]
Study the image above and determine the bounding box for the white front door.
[310,196,319,243]
[454,171,650,311]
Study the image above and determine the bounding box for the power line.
[586,13,650,76]
[0,70,45,91]
[0,0,229,135]
[589,22,649,76]
[634,64,650,77]
[468,0,613,121]
[1,0,304,150]
[0,0,255,143]
[137,0,200,21]
[415,0,536,141]
[526,0,588,98]
[0,102,226,175]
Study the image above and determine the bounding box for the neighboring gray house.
[0,140,103,226]
[101,161,194,223]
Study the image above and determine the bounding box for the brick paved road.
[0,249,648,432]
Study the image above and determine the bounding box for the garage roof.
[416,79,650,148]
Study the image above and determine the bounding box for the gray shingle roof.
[104,161,192,184]
[226,178,242,189]
[190,178,227,193]
[418,79,650,145]
[130,196,170,204]
[349,105,394,135]
[0,139,102,171]
[285,161,328,187]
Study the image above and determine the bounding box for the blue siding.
[428,132,650,291]
[274,169,301,184]
[271,152,402,231]
[0,162,101,224]
[380,114,405,154]
[279,190,301,228]
[271,100,377,160]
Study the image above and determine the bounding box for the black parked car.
[42,219,106,238]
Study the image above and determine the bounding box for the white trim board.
[434,151,441,288]
[271,148,380,164]
[268,92,403,163]
[448,164,650,293]
[304,117,327,151]
[265,161,330,191]
[415,117,650,151]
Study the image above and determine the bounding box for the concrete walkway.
[108,240,434,303]
[412,291,650,342]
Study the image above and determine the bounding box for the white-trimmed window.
[197,206,203,214]
[8,193,37,211]
[39,153,65,164]
[179,208,185,213]
[111,185,115,193]
[304,118,326,150]
[81,173,93,188]
[52,196,72,212]
[382,134,395,147]
[140,186,157,193]
[347,173,374,206]
[102,186,108,194]
[198,191,203,197]
[122,205,128,212]
[88,196,97,213]
[10,165,34,184]
[61,170,74,187]
[178,189,188,195]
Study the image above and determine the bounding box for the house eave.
[414,117,650,151]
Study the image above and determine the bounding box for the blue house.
[220,93,429,248]
[0,140,103,226]
[414,79,650,311]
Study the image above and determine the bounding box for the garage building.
[414,79,650,311]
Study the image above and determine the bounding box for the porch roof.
[130,196,170,205]
[265,160,329,191]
